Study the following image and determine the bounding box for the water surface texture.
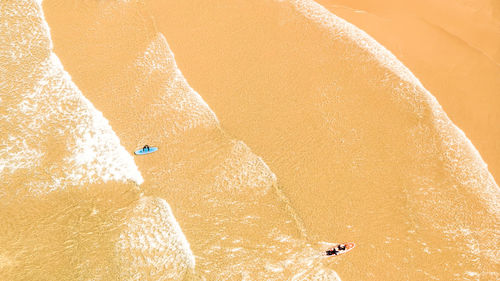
[1,0,499,280]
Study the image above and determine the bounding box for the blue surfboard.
[134,147,158,155]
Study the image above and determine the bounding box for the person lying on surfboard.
[134,145,158,155]
[326,244,347,256]
[326,248,339,256]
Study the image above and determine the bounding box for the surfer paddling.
[134,145,157,155]
[325,242,354,256]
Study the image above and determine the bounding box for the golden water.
[1,0,498,280]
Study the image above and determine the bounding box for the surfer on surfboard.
[134,145,158,155]
[325,242,354,256]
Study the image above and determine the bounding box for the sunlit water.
[1,0,498,280]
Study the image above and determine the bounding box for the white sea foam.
[0,2,199,280]
[130,31,337,279]
[212,140,277,194]
[116,196,195,280]
[288,0,423,87]
[289,0,499,213]
[49,53,145,186]
[132,33,220,138]
[0,0,143,193]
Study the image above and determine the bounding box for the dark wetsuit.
[143,145,150,151]
[326,249,338,256]
[338,245,346,251]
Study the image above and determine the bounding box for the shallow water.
[1,0,498,280]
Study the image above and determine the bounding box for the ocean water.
[1,0,499,280]
[1,1,194,280]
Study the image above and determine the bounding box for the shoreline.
[315,0,500,181]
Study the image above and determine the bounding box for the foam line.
[0,0,144,191]
[290,0,499,209]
